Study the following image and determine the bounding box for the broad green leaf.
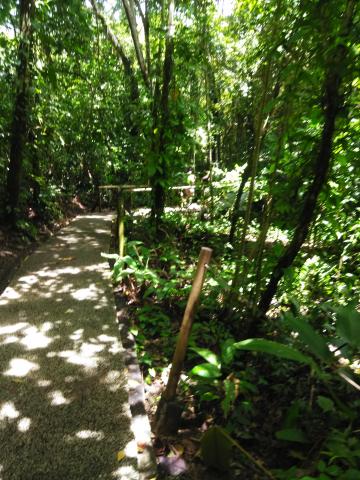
[201,392,220,401]
[201,426,232,472]
[275,428,309,443]
[233,338,316,367]
[283,400,301,428]
[190,363,221,379]
[283,312,333,362]
[334,304,360,348]
[317,395,335,413]
[220,338,237,366]
[190,347,221,367]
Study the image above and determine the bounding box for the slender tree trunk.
[229,62,272,301]
[208,133,214,223]
[253,109,289,301]
[6,0,35,222]
[253,196,273,301]
[228,164,250,244]
[257,0,355,317]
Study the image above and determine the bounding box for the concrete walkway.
[0,214,139,480]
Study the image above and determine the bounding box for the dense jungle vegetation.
[0,0,359,478]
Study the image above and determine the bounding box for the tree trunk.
[151,0,175,222]
[257,0,355,317]
[6,0,35,222]
[229,61,272,301]
[29,128,40,209]
[253,109,289,301]
[228,164,250,244]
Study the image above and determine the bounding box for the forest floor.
[0,213,143,480]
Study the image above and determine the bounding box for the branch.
[134,0,151,77]
[133,0,146,27]
[89,0,139,101]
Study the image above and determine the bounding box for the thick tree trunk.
[6,0,35,222]
[29,128,40,209]
[258,0,355,316]
[151,0,175,222]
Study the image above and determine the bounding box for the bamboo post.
[155,247,212,435]
[164,246,212,401]
[117,189,125,257]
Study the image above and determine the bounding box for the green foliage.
[188,340,257,417]
[276,429,360,479]
[283,312,333,362]
[15,219,38,240]
[275,428,309,444]
[113,246,159,286]
[232,338,318,369]
[317,395,335,413]
[333,303,360,348]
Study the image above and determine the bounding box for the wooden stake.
[117,189,125,257]
[163,246,213,401]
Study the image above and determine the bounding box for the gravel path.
[0,213,139,480]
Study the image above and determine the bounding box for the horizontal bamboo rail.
[99,184,196,192]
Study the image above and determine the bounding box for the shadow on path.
[0,214,138,480]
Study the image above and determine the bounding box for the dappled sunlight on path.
[0,214,138,480]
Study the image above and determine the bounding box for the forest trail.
[0,213,139,480]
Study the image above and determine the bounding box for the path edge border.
[114,293,158,480]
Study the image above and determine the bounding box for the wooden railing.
[99,184,196,256]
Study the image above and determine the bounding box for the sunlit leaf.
[190,346,221,367]
[190,363,221,378]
